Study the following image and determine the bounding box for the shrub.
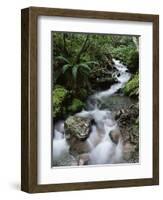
[68,98,85,114]
[123,74,139,98]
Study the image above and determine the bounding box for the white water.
[53,59,131,166]
[76,109,123,165]
[53,121,68,159]
[94,59,131,99]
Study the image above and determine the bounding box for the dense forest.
[52,32,139,166]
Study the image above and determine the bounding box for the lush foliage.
[52,85,85,119]
[123,73,139,97]
[52,32,139,119]
[53,33,98,91]
[68,98,85,114]
[55,55,97,90]
[52,85,69,118]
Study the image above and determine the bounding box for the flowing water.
[53,59,132,167]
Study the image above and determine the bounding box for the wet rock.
[115,103,139,162]
[109,128,122,144]
[90,75,118,91]
[101,95,136,112]
[123,142,137,161]
[89,56,118,91]
[64,116,91,140]
[64,116,92,156]
[78,153,90,165]
[96,77,118,90]
[69,138,92,155]
[53,151,78,166]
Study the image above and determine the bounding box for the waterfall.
[94,59,131,100]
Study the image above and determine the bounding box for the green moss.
[52,85,69,118]
[68,98,85,114]
[124,74,139,98]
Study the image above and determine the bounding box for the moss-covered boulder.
[68,98,85,114]
[123,73,139,98]
[52,85,69,118]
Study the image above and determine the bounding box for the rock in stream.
[64,116,92,155]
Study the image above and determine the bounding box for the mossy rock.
[68,98,85,114]
[64,116,91,140]
[123,74,139,98]
[52,85,69,118]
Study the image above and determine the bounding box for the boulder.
[64,116,92,156]
[96,77,118,90]
[115,103,139,162]
[123,142,137,161]
[89,58,118,91]
[78,153,90,165]
[109,128,122,144]
[53,151,78,166]
[69,140,92,155]
[64,116,91,140]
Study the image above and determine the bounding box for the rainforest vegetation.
[52,32,139,120]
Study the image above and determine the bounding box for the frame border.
[21,7,159,193]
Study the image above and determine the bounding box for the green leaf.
[55,55,70,64]
[72,65,79,81]
[85,61,99,65]
[78,63,91,72]
[62,64,71,74]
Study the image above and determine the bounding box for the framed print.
[21,7,159,193]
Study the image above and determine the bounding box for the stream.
[53,59,133,167]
